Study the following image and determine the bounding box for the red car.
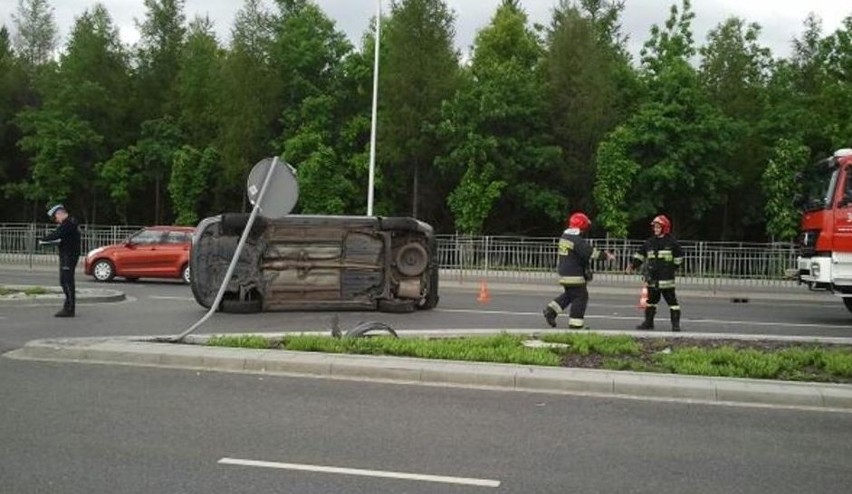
[84,226,195,283]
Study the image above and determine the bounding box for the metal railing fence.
[434,234,800,288]
[0,224,800,287]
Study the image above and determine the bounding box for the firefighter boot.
[543,306,558,328]
[636,306,656,330]
[671,310,681,332]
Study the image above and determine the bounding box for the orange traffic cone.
[477,279,491,304]
[637,285,648,310]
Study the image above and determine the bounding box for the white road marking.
[435,308,850,329]
[218,457,501,488]
[149,296,194,301]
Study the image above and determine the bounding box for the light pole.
[367,0,381,216]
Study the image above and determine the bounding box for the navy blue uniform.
[630,233,684,330]
[42,217,81,315]
[544,228,607,329]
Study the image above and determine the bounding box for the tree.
[216,0,279,212]
[594,0,738,238]
[762,138,810,241]
[134,0,186,120]
[545,0,637,219]
[437,0,561,234]
[13,5,131,222]
[11,0,58,67]
[268,0,364,215]
[169,145,217,225]
[699,17,772,239]
[176,16,223,148]
[379,0,460,221]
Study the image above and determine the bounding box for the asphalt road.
[2,357,852,494]
[3,268,852,493]
[1,268,850,353]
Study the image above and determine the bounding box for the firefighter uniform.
[630,215,684,331]
[543,213,610,329]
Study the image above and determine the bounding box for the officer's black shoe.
[54,309,75,318]
[543,307,557,328]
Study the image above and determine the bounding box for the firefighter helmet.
[567,212,591,232]
[651,215,671,235]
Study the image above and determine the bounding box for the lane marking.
[435,308,850,330]
[150,296,194,301]
[218,457,501,488]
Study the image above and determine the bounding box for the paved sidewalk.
[6,331,852,412]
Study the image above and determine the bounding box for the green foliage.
[2,0,852,238]
[281,332,562,366]
[762,138,810,241]
[541,332,641,355]
[593,126,639,237]
[11,0,58,67]
[207,334,274,349]
[380,0,460,220]
[205,332,852,382]
[168,145,217,225]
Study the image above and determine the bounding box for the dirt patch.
[560,336,852,383]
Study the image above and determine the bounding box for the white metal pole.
[367,0,381,216]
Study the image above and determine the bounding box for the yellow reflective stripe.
[633,253,645,261]
[558,239,574,255]
[673,257,683,265]
[559,276,586,285]
[670,306,680,311]
[548,301,562,313]
[591,248,600,259]
[568,318,584,327]
[658,280,675,288]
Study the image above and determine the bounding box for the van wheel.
[92,260,115,282]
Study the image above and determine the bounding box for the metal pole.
[171,157,280,342]
[367,0,381,216]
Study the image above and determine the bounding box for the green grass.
[205,332,852,383]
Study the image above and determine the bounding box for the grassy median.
[206,332,852,383]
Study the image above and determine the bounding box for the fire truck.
[796,148,852,313]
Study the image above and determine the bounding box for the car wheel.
[92,260,115,282]
[181,264,191,284]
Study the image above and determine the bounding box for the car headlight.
[87,247,105,258]
[811,262,820,277]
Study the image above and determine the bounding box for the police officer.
[40,204,81,317]
[627,214,684,331]
[543,212,614,329]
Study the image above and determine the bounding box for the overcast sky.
[1,0,850,60]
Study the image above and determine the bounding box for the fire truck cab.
[796,148,852,313]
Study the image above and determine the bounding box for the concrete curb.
[6,335,852,411]
[0,285,125,305]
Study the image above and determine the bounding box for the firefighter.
[543,212,615,329]
[627,214,684,331]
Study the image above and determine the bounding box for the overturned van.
[189,213,439,313]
